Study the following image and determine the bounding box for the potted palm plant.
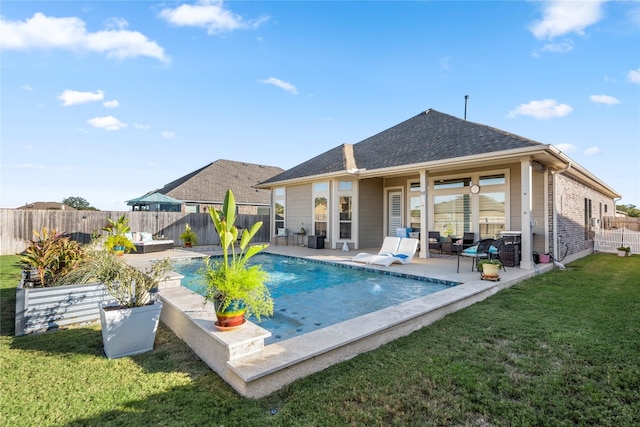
[179,223,198,248]
[102,215,136,255]
[203,189,273,330]
[63,248,172,358]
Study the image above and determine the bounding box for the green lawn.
[1,254,639,426]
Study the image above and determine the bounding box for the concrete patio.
[126,244,553,398]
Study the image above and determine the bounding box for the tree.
[616,204,640,218]
[62,196,98,211]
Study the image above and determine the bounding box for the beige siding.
[358,178,384,248]
[285,184,312,237]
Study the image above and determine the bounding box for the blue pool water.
[173,254,457,344]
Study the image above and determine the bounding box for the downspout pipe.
[551,161,572,264]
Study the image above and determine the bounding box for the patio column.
[520,158,533,270]
[420,170,429,259]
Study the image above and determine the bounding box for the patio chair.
[452,232,476,255]
[368,238,420,267]
[352,236,401,264]
[491,238,508,272]
[428,231,441,253]
[457,238,495,273]
[274,228,289,246]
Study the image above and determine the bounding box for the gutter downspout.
[551,161,571,265]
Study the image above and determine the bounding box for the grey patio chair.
[457,238,495,273]
[428,231,441,253]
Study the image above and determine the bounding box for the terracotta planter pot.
[214,299,246,330]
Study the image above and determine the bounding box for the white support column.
[420,170,428,258]
[520,158,533,270]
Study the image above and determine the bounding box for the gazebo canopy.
[126,192,183,206]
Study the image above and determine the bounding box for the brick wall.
[554,173,615,260]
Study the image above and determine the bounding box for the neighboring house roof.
[151,159,284,206]
[15,202,76,210]
[261,109,543,185]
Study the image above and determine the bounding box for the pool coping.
[156,252,551,398]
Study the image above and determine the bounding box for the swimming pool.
[173,254,458,344]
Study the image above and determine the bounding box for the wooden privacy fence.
[0,209,271,256]
[594,228,640,255]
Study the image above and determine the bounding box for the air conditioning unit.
[590,217,600,228]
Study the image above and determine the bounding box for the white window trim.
[428,168,510,233]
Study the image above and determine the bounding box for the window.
[313,182,329,237]
[478,173,506,239]
[185,205,198,213]
[431,171,508,239]
[274,188,285,231]
[433,194,471,237]
[479,192,505,238]
[338,181,353,240]
[409,182,421,230]
[339,196,352,239]
[584,198,592,240]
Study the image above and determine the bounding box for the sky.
[1,0,639,211]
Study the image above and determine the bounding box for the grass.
[1,253,639,426]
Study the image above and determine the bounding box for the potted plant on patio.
[203,189,273,330]
[63,248,172,358]
[180,223,198,248]
[102,215,136,255]
[617,245,631,257]
[478,259,503,280]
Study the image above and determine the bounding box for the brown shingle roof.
[157,159,283,205]
[261,109,544,184]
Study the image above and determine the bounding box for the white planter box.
[99,301,163,359]
[15,281,113,336]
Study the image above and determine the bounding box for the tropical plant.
[20,227,85,287]
[203,189,273,321]
[61,248,172,308]
[102,215,136,254]
[179,223,198,246]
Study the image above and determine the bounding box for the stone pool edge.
[157,265,548,399]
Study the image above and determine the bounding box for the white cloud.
[585,146,600,155]
[260,77,298,94]
[555,143,577,153]
[58,89,104,106]
[162,131,175,139]
[539,40,574,54]
[21,84,33,91]
[87,115,127,131]
[507,99,573,119]
[133,123,150,130]
[159,0,269,35]
[530,0,606,39]
[628,68,640,84]
[589,94,620,105]
[0,13,168,62]
[103,100,119,108]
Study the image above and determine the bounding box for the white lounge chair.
[368,238,419,266]
[352,237,401,264]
